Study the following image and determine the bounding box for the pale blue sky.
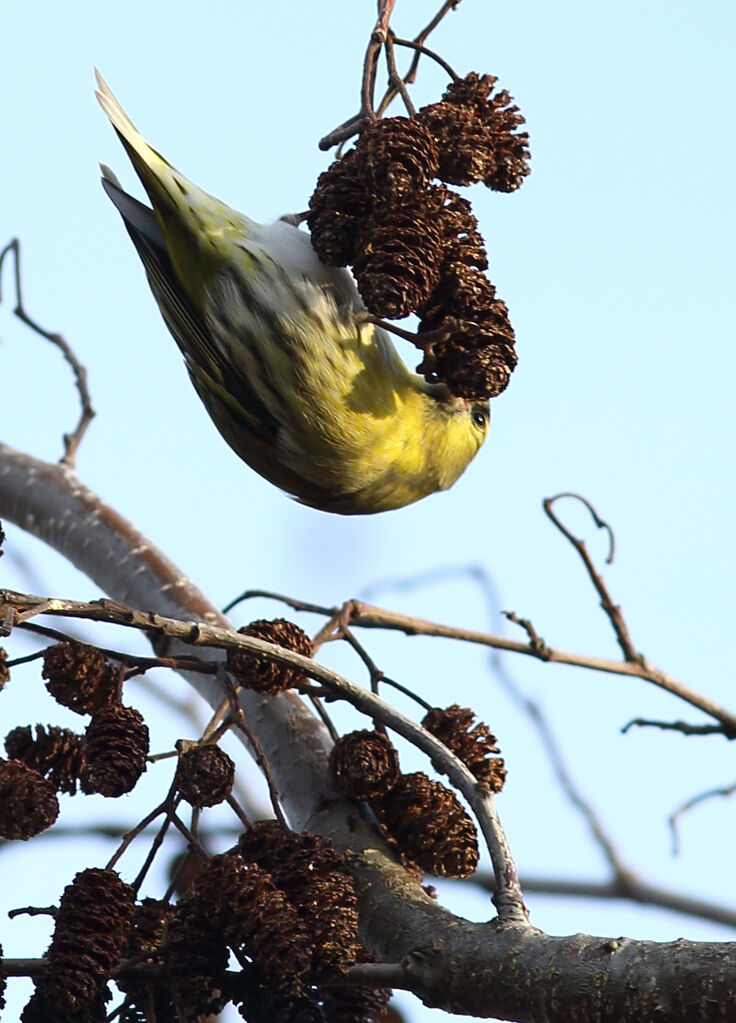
[2,2,735,1020]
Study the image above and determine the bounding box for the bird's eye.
[472,408,487,429]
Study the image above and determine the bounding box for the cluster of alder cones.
[308,72,531,401]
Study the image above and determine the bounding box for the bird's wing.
[101,172,279,444]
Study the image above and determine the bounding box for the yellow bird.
[96,72,489,514]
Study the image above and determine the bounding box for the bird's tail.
[95,70,182,215]
[96,70,253,303]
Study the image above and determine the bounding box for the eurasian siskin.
[96,73,489,514]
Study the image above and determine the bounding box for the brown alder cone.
[164,892,229,1017]
[328,728,401,800]
[228,618,313,694]
[227,964,322,1023]
[193,852,313,989]
[353,205,443,319]
[21,988,110,1022]
[422,704,507,792]
[41,868,135,1015]
[307,148,370,266]
[319,947,392,1023]
[80,705,149,797]
[175,742,235,807]
[375,771,479,878]
[428,185,488,271]
[5,723,86,795]
[355,115,440,203]
[0,648,9,690]
[117,899,177,1022]
[42,641,119,714]
[0,757,59,839]
[418,101,497,186]
[238,822,362,976]
[441,72,531,193]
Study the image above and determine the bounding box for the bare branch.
[472,872,736,930]
[543,492,640,662]
[0,238,95,466]
[621,718,730,738]
[341,599,736,734]
[668,780,736,855]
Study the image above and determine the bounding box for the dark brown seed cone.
[417,262,517,399]
[193,852,312,988]
[117,899,177,1021]
[0,757,59,839]
[175,743,235,807]
[80,706,149,797]
[122,898,173,964]
[308,208,363,268]
[419,263,500,330]
[321,983,392,1023]
[417,318,517,400]
[307,149,371,267]
[442,73,531,193]
[329,729,400,800]
[42,642,119,715]
[353,207,443,319]
[428,185,488,271]
[320,947,392,1023]
[356,116,439,204]
[5,724,86,795]
[41,868,135,1015]
[418,101,496,186]
[0,647,9,689]
[443,71,499,110]
[239,823,362,976]
[164,893,229,1017]
[237,818,289,865]
[228,618,312,695]
[22,988,110,1022]
[0,520,4,554]
[228,965,321,1023]
[374,772,479,879]
[422,705,506,792]
[309,148,371,217]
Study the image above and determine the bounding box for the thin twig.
[341,599,736,734]
[107,796,172,875]
[228,700,289,832]
[375,0,462,117]
[543,493,640,663]
[7,905,57,920]
[668,780,736,855]
[621,718,730,738]
[390,35,458,80]
[521,696,626,876]
[470,871,736,930]
[222,588,332,618]
[319,0,460,148]
[17,619,218,677]
[0,238,95,466]
[503,610,552,660]
[383,34,417,116]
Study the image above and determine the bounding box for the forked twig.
[543,492,640,662]
[0,238,95,466]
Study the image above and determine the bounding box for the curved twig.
[0,238,95,467]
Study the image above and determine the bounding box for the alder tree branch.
[0,239,95,467]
